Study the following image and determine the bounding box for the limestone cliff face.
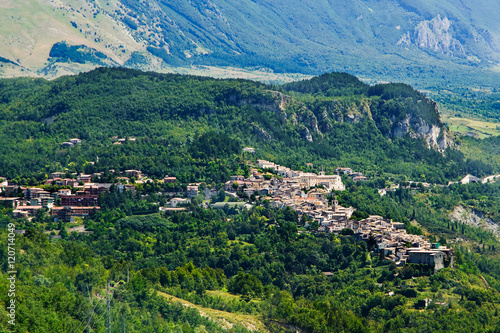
[236,91,320,142]
[235,88,453,150]
[299,126,313,142]
[397,15,465,57]
[251,123,272,141]
[391,114,451,150]
[450,205,500,239]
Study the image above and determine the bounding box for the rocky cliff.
[450,205,500,239]
[397,15,466,57]
[391,113,451,150]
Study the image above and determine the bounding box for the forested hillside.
[2,195,500,332]
[2,68,500,332]
[0,68,495,185]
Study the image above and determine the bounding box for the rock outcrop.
[397,15,465,57]
[252,123,272,141]
[450,205,500,239]
[391,114,451,150]
[299,126,313,142]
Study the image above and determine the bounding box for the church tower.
[332,195,338,212]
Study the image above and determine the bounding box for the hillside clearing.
[443,116,500,139]
[157,291,269,332]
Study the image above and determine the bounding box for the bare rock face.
[392,115,411,138]
[319,109,333,132]
[391,114,452,151]
[252,123,272,141]
[299,126,313,142]
[398,15,465,57]
[450,205,500,239]
[233,91,288,121]
[297,107,320,133]
[346,113,363,123]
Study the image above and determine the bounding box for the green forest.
[1,68,500,332]
[0,68,497,183]
[2,193,500,332]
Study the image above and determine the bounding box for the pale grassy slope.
[0,0,143,77]
[157,291,269,332]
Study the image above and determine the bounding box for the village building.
[50,172,66,179]
[163,175,177,183]
[77,174,92,183]
[53,206,100,223]
[69,138,82,145]
[187,185,199,198]
[0,197,20,208]
[30,196,54,209]
[27,187,51,200]
[243,147,256,154]
[61,195,99,207]
[336,167,353,175]
[169,198,191,207]
[125,170,143,179]
[406,250,445,271]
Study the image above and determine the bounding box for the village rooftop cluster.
[0,169,169,222]
[223,159,454,270]
[0,157,457,269]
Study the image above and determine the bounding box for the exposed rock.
[297,107,320,133]
[252,123,272,141]
[299,126,313,142]
[391,113,452,151]
[397,15,465,57]
[346,114,356,123]
[391,115,411,138]
[450,205,500,239]
[319,109,333,132]
[233,91,288,121]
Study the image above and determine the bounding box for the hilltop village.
[0,156,455,270]
[225,160,454,270]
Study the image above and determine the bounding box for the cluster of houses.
[0,170,147,222]
[221,160,453,270]
[0,167,194,221]
[1,180,109,222]
[224,160,345,196]
[1,157,458,270]
[335,167,367,182]
[60,138,82,148]
[325,213,454,270]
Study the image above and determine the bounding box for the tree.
[228,271,264,297]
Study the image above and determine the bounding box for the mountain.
[1,0,500,90]
[2,69,500,333]
[0,67,494,186]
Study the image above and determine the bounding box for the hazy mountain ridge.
[1,0,499,88]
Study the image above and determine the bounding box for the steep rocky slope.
[282,73,453,150]
[1,0,499,89]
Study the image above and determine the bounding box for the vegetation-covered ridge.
[1,68,500,332]
[0,67,494,186]
[2,198,500,332]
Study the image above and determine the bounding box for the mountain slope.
[1,0,500,90]
[0,67,493,186]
